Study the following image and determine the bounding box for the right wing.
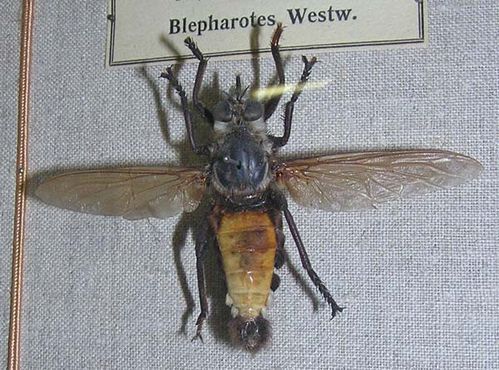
[276,150,482,212]
[35,167,207,220]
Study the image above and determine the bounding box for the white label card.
[106,0,427,67]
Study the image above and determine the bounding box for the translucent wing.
[35,167,206,220]
[276,150,482,212]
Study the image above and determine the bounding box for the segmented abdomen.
[216,210,277,318]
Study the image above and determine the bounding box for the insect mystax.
[36,23,482,351]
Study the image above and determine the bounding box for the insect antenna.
[240,85,250,100]
[235,75,242,99]
[234,75,250,102]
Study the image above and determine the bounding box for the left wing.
[35,167,206,220]
[275,150,482,212]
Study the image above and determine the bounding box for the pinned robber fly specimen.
[36,24,482,351]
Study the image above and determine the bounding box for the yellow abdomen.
[217,210,277,318]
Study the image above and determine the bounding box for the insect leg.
[192,229,210,342]
[184,37,214,125]
[271,273,281,292]
[271,209,285,291]
[271,238,284,291]
[263,22,286,121]
[160,67,209,156]
[283,207,343,318]
[270,188,343,317]
[270,55,317,148]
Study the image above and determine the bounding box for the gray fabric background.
[2,1,498,369]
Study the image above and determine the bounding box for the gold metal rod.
[8,0,35,368]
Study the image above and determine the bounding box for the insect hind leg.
[270,209,285,292]
[270,273,281,292]
[270,188,343,318]
[191,226,211,342]
[274,223,285,269]
[284,207,343,318]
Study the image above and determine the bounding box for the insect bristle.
[228,315,270,352]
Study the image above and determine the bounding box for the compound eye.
[243,100,263,121]
[213,100,232,122]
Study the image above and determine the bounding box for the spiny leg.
[269,188,343,317]
[270,274,281,292]
[263,22,286,121]
[271,238,285,291]
[271,208,285,292]
[283,207,343,318]
[184,37,213,124]
[160,67,209,156]
[271,55,317,148]
[192,230,210,342]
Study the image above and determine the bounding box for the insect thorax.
[210,122,273,201]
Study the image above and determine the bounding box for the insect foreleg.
[160,67,209,156]
[263,22,286,121]
[192,228,211,342]
[184,37,214,125]
[271,55,317,149]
